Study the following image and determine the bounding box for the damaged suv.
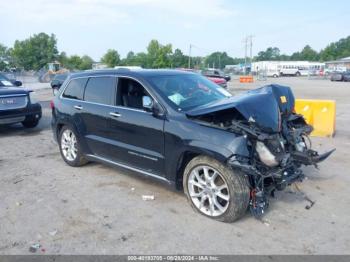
[51,69,334,222]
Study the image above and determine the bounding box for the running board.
[85,154,170,183]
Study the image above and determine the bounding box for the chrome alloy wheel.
[61,129,78,162]
[188,165,230,217]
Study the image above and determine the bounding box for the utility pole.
[188,44,192,68]
[242,35,254,75]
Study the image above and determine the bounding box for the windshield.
[149,73,231,111]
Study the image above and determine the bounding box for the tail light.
[50,100,55,110]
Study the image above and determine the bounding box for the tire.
[183,155,250,223]
[22,117,39,128]
[295,71,301,77]
[58,125,87,167]
[273,74,278,78]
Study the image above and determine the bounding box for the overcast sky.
[0,0,349,60]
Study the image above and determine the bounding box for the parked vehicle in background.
[206,76,227,88]
[51,73,69,95]
[252,61,325,77]
[0,79,42,127]
[176,68,227,88]
[202,69,231,81]
[51,69,333,223]
[0,72,22,87]
[330,71,350,81]
[38,62,69,83]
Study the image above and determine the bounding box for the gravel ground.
[0,76,349,254]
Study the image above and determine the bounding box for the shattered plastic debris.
[29,243,41,253]
[131,187,135,191]
[142,195,155,201]
[15,202,22,206]
[49,230,58,236]
[262,219,270,226]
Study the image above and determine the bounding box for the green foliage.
[290,45,319,61]
[205,52,244,69]
[101,49,120,68]
[171,48,188,68]
[0,43,11,71]
[319,36,350,61]
[3,33,350,71]
[146,40,172,68]
[11,33,58,70]
[255,47,281,61]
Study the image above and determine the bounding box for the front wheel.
[183,156,250,223]
[58,126,87,167]
[22,117,39,128]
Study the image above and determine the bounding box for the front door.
[107,77,165,176]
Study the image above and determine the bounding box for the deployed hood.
[186,84,295,133]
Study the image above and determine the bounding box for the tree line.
[255,36,350,62]
[0,32,349,72]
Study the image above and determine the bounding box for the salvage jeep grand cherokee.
[51,69,334,222]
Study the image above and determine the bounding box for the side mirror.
[14,80,22,87]
[142,96,153,110]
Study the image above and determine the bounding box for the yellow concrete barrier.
[295,99,336,137]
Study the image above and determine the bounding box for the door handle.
[109,112,121,117]
[74,105,83,110]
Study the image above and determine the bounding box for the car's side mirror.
[142,95,165,117]
[14,80,22,87]
[142,96,153,110]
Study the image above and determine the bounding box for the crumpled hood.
[186,84,295,133]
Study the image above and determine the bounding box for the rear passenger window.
[84,77,115,105]
[63,78,87,100]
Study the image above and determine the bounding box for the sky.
[0,0,349,61]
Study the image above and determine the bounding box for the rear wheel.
[295,71,301,77]
[58,126,87,167]
[183,156,250,223]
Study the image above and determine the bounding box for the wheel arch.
[173,145,232,190]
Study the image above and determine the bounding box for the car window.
[62,78,88,100]
[84,77,115,105]
[117,78,149,110]
[149,74,231,111]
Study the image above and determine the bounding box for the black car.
[51,73,69,94]
[201,69,231,81]
[330,71,350,82]
[51,69,333,222]
[0,72,22,87]
[0,80,42,128]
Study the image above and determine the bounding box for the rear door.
[80,76,117,158]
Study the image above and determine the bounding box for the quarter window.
[84,77,115,105]
[62,78,87,100]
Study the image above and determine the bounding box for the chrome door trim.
[86,154,170,183]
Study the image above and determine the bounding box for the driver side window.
[116,78,151,110]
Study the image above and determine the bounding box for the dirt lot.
[0,77,349,255]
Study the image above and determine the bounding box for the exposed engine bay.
[187,84,335,218]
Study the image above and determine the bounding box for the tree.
[0,43,10,71]
[171,48,187,68]
[204,52,243,69]
[101,49,120,68]
[11,33,58,70]
[290,45,318,61]
[319,36,350,61]
[146,40,172,68]
[255,47,281,61]
[79,55,94,70]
